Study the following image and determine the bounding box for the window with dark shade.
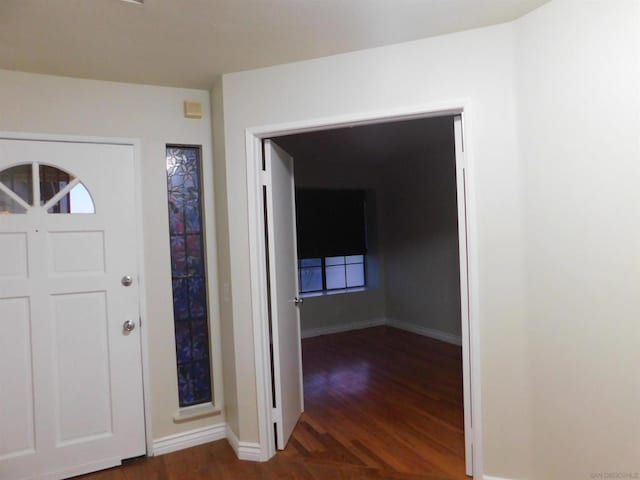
[295,189,367,258]
[295,189,367,293]
[166,146,212,407]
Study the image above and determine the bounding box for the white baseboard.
[301,317,462,345]
[226,425,240,454]
[226,425,264,461]
[301,318,386,339]
[152,423,227,456]
[386,319,462,346]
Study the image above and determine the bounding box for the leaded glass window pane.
[346,263,365,287]
[39,164,73,206]
[0,188,27,214]
[297,255,366,293]
[0,164,33,207]
[325,256,345,266]
[346,255,364,264]
[166,146,212,407]
[326,265,347,290]
[299,265,323,292]
[300,258,321,267]
[47,182,95,214]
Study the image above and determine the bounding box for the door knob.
[121,275,133,287]
[294,297,304,306]
[123,320,136,332]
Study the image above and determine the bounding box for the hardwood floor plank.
[285,326,467,479]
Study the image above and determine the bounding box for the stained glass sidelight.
[166,146,212,407]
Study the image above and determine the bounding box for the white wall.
[516,1,640,478]
[211,78,239,437]
[382,133,462,340]
[216,21,530,478]
[0,69,224,442]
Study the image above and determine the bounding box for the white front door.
[263,140,304,449]
[0,139,146,480]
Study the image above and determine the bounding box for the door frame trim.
[244,99,484,477]
[0,131,153,456]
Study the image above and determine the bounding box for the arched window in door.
[0,163,95,214]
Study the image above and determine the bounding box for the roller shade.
[295,188,366,258]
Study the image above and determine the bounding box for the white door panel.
[0,139,145,480]
[0,232,29,277]
[48,231,106,274]
[264,140,304,450]
[0,297,35,462]
[52,291,112,445]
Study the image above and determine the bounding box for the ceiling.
[274,115,454,167]
[0,0,549,89]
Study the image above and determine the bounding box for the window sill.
[173,402,222,424]
[300,287,368,299]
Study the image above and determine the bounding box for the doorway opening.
[245,105,480,478]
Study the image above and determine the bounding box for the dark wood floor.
[75,326,467,480]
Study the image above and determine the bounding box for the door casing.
[0,131,154,457]
[244,100,484,477]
